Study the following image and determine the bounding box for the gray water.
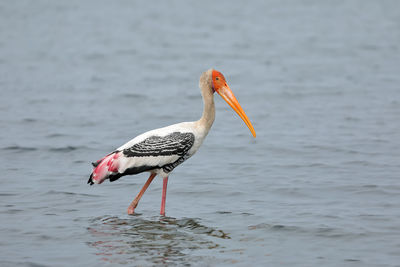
[1,0,400,266]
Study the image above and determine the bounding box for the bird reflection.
[87,215,229,265]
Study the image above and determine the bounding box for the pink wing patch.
[91,152,120,184]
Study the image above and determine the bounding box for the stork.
[88,69,256,216]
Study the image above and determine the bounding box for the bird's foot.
[127,205,136,215]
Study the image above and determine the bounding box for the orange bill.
[216,85,256,138]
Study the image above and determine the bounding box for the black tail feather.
[87,173,94,185]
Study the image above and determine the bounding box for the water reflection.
[87,215,229,265]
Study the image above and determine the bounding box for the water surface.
[1,0,400,266]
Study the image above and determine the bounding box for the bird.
[88,69,256,216]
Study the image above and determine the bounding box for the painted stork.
[88,69,256,216]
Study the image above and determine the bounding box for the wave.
[248,222,368,239]
[2,145,38,151]
[87,215,227,265]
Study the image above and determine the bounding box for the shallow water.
[1,0,400,266]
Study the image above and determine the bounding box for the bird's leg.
[127,173,156,215]
[160,176,168,216]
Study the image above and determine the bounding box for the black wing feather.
[123,132,195,158]
[122,131,195,174]
[88,132,195,184]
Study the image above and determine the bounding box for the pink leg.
[160,177,168,216]
[127,173,156,215]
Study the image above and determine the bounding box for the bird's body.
[88,121,210,184]
[88,69,255,216]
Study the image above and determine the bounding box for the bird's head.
[208,69,256,138]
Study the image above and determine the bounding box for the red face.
[211,70,227,93]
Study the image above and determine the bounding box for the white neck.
[198,87,215,130]
[196,69,215,134]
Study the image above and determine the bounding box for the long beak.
[216,85,256,138]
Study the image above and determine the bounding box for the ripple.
[215,211,232,214]
[119,93,149,100]
[45,133,67,138]
[22,118,37,123]
[48,146,85,152]
[45,190,99,198]
[2,145,37,151]
[248,222,368,239]
[87,216,227,265]
[0,193,18,197]
[1,209,24,214]
[248,223,302,232]
[2,261,49,267]
[344,258,362,263]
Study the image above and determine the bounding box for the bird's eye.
[216,77,219,80]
